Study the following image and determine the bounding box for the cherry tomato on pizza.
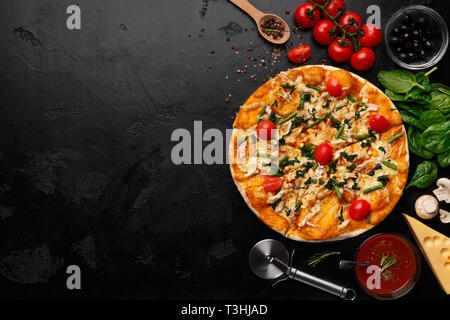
[294,3,321,29]
[359,24,383,48]
[338,12,362,34]
[262,176,283,193]
[328,38,353,63]
[313,20,335,45]
[324,0,346,19]
[369,114,390,132]
[288,44,311,64]
[325,77,343,96]
[350,47,375,71]
[256,120,276,140]
[314,142,333,165]
[349,199,371,220]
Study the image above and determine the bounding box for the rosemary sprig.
[380,252,397,272]
[307,251,340,268]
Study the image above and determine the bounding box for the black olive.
[400,24,409,32]
[424,40,433,50]
[389,36,402,46]
[392,27,400,35]
[402,32,411,40]
[403,41,413,49]
[399,52,407,61]
[416,15,427,27]
[410,22,417,29]
[403,14,412,25]
[419,49,427,59]
[396,46,403,54]
[412,30,420,38]
[407,52,417,61]
[412,41,421,52]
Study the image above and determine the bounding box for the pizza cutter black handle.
[288,267,356,300]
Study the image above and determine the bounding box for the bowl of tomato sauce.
[354,233,421,300]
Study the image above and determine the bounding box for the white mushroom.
[432,178,450,203]
[415,195,439,219]
[439,209,450,224]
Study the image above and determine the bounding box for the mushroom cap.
[433,178,450,203]
[415,195,439,219]
[436,178,450,188]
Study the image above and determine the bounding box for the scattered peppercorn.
[261,18,285,40]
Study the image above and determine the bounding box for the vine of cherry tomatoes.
[289,0,382,71]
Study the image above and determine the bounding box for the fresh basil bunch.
[378,68,450,168]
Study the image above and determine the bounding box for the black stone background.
[0,0,448,300]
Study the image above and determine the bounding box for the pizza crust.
[229,65,409,242]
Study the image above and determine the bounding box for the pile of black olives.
[389,14,435,63]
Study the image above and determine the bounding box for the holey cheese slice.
[403,213,450,294]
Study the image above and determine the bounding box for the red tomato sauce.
[355,234,419,298]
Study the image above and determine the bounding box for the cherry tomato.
[325,77,343,97]
[324,0,346,19]
[338,12,362,34]
[257,120,276,140]
[314,142,333,165]
[262,176,283,193]
[328,38,353,63]
[288,44,312,64]
[349,199,371,220]
[313,20,335,45]
[359,24,383,48]
[294,3,321,29]
[350,47,375,71]
[369,114,390,132]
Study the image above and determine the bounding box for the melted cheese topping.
[231,66,408,240]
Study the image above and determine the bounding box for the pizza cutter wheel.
[249,239,356,300]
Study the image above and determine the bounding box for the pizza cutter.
[249,239,356,300]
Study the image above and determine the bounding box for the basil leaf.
[400,111,426,131]
[378,70,424,93]
[422,120,450,153]
[395,102,425,118]
[419,110,446,127]
[437,149,450,167]
[406,161,438,189]
[404,87,431,104]
[430,90,450,115]
[385,89,408,102]
[415,72,432,92]
[431,83,450,96]
[407,126,434,159]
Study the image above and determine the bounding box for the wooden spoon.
[230,0,290,45]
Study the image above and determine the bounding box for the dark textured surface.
[0,0,448,299]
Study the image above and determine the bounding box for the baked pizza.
[229,65,409,242]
